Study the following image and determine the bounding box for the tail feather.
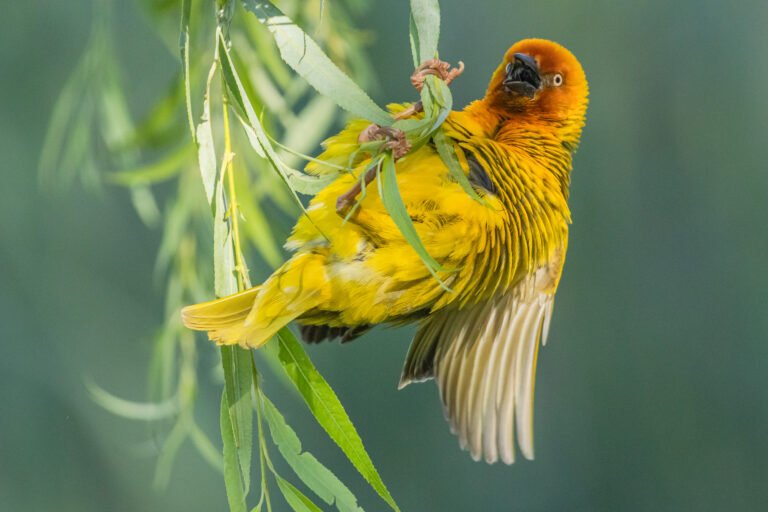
[181,287,261,343]
[181,253,330,348]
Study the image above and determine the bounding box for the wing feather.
[400,255,563,464]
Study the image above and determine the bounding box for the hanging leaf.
[220,346,254,495]
[377,155,451,290]
[234,168,283,268]
[409,0,441,63]
[241,0,392,126]
[201,31,254,502]
[107,143,194,186]
[218,32,323,203]
[432,129,486,204]
[180,0,195,141]
[261,395,364,512]
[86,379,178,420]
[274,474,324,512]
[221,391,249,512]
[196,59,219,206]
[273,329,400,512]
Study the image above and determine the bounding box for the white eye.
[552,73,564,86]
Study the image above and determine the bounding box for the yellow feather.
[182,38,588,464]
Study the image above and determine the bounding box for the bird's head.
[485,39,588,126]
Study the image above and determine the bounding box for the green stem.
[222,87,250,289]
[253,364,273,512]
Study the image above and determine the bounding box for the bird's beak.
[503,53,542,99]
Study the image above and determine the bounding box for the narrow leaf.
[378,155,451,289]
[190,423,225,473]
[234,168,282,268]
[180,0,195,140]
[221,391,248,512]
[274,474,323,512]
[408,14,420,68]
[208,33,254,498]
[221,346,254,495]
[86,380,178,420]
[433,129,486,204]
[409,0,440,63]
[196,59,219,205]
[107,143,194,186]
[241,0,392,126]
[217,33,313,206]
[261,395,364,512]
[273,329,400,512]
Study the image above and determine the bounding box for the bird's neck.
[455,101,580,195]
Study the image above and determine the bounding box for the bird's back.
[282,103,571,329]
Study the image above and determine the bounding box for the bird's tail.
[181,287,261,345]
[181,253,330,348]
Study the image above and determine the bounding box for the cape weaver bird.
[183,39,588,464]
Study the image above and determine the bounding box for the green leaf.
[274,474,323,512]
[377,155,451,290]
[432,129,486,205]
[129,186,161,228]
[409,0,440,63]
[196,58,219,206]
[280,96,338,170]
[154,410,192,489]
[221,391,249,512]
[241,0,392,126]
[217,32,316,204]
[107,143,194,186]
[86,379,178,420]
[180,0,195,141]
[261,395,364,512]
[273,329,400,512]
[209,33,254,498]
[119,79,185,152]
[221,346,254,496]
[408,13,420,68]
[190,423,225,473]
[234,168,282,269]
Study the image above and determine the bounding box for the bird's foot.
[336,160,381,215]
[410,58,465,92]
[338,60,462,216]
[357,125,411,159]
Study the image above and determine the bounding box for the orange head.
[484,39,588,130]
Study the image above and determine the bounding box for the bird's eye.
[552,73,564,87]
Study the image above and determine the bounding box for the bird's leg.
[336,128,409,215]
[336,59,464,216]
[410,58,465,92]
[389,59,466,119]
[358,126,411,159]
[336,158,384,215]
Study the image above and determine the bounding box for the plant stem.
[221,88,250,290]
[252,365,273,512]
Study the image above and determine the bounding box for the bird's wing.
[400,245,565,464]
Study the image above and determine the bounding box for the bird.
[182,38,588,465]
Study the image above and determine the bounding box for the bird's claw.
[410,58,465,92]
[338,129,409,216]
[338,60,463,216]
[357,126,411,160]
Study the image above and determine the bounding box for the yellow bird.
[183,38,588,464]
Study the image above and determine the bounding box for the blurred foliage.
[3,0,768,511]
[38,0,404,510]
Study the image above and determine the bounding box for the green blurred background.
[2,1,767,510]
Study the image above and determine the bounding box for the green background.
[2,1,767,510]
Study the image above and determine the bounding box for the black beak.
[503,53,541,99]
